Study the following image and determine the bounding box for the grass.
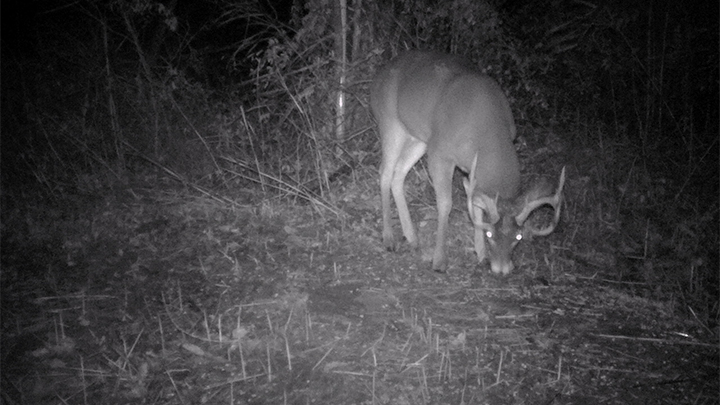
[3,2,716,403]
[2,166,717,404]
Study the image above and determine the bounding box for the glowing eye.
[485,230,493,238]
[515,233,523,241]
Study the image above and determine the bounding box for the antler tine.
[515,167,566,229]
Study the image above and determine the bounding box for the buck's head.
[464,158,566,275]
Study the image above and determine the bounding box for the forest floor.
[2,178,717,405]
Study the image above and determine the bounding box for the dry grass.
[2,177,717,405]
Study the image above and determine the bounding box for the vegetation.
[2,0,717,403]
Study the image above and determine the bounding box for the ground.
[1,181,717,404]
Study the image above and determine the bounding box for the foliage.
[1,0,219,198]
[3,0,716,316]
[501,0,718,321]
[1,0,718,403]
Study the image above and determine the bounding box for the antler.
[515,166,566,236]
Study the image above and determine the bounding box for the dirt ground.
[1,183,718,404]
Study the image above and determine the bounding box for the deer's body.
[371,51,565,273]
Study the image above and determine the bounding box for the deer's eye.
[485,230,493,239]
[515,233,523,241]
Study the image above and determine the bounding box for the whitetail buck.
[370,51,566,274]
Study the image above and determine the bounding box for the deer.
[370,51,566,274]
